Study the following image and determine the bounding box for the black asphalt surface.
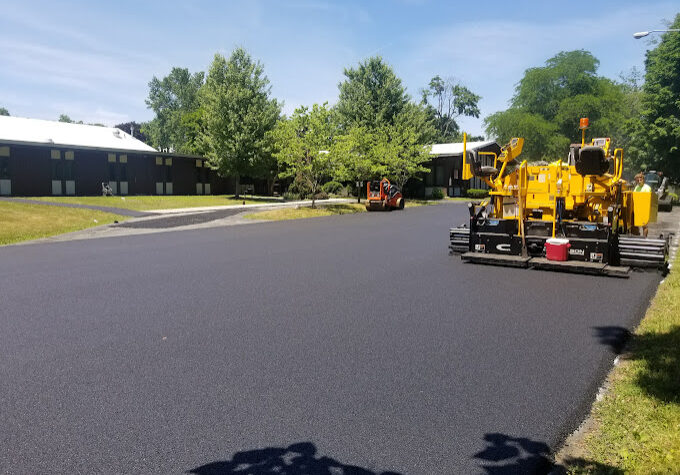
[0,197,153,217]
[0,203,660,474]
[115,208,245,229]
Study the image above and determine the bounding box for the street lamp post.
[633,29,680,39]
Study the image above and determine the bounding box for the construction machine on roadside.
[449,118,671,277]
[366,178,405,211]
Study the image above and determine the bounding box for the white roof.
[430,140,496,156]
[0,116,157,153]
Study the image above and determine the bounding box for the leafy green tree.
[485,109,569,160]
[0,107,9,116]
[201,48,281,197]
[378,102,436,190]
[58,114,74,123]
[420,75,481,142]
[485,50,634,161]
[640,14,680,180]
[272,103,338,208]
[145,67,205,153]
[332,125,384,202]
[336,56,408,129]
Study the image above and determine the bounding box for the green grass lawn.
[0,201,127,245]
[563,254,680,473]
[244,199,445,221]
[244,203,366,221]
[28,195,281,211]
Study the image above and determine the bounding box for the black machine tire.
[399,198,405,210]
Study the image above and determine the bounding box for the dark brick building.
[0,116,238,197]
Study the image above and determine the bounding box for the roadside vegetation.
[563,253,680,473]
[27,195,280,211]
[0,201,126,245]
[244,199,445,221]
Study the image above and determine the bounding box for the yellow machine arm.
[462,134,524,181]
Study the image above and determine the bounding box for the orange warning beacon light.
[579,117,589,146]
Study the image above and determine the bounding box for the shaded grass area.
[28,195,280,211]
[244,203,366,221]
[563,255,680,473]
[0,201,126,245]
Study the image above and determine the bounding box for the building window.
[65,151,74,160]
[119,155,127,163]
[51,149,61,160]
[155,156,163,166]
[108,153,116,163]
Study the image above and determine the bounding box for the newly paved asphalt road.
[0,203,661,474]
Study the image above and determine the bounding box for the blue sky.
[0,0,677,137]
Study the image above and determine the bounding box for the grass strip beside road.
[244,203,366,221]
[243,199,446,221]
[28,195,279,211]
[564,254,680,473]
[0,201,127,245]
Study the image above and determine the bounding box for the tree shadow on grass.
[474,433,623,474]
[188,442,401,475]
[592,325,680,404]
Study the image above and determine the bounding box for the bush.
[339,185,352,198]
[669,192,679,204]
[322,181,343,195]
[313,191,328,200]
[288,175,312,199]
[282,191,299,201]
[466,188,489,198]
[430,187,445,200]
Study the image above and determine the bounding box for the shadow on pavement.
[188,442,401,475]
[474,433,623,474]
[592,326,631,355]
[474,433,553,474]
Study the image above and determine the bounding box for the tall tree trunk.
[357,181,361,203]
[234,174,240,199]
[267,178,274,196]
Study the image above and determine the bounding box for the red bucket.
[545,238,570,261]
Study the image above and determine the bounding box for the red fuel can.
[545,238,570,261]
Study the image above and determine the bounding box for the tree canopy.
[639,14,680,179]
[144,67,205,153]
[0,107,9,116]
[201,48,281,196]
[336,56,408,129]
[485,50,631,161]
[420,75,481,142]
[272,103,338,208]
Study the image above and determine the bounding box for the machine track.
[618,236,670,269]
